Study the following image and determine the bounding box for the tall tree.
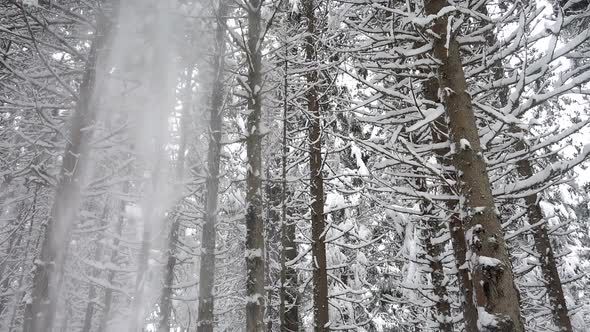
[425,0,524,329]
[196,0,229,330]
[426,74,479,332]
[158,62,194,331]
[484,5,574,328]
[245,0,266,328]
[279,13,300,331]
[303,0,329,329]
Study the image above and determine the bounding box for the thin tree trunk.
[81,204,110,332]
[483,1,572,323]
[81,251,100,332]
[279,25,299,332]
[0,202,22,320]
[23,4,117,331]
[98,185,127,332]
[158,63,194,332]
[415,177,452,332]
[196,2,228,331]
[8,185,39,332]
[479,2,573,325]
[264,164,280,332]
[281,214,300,332]
[158,217,179,331]
[423,227,452,332]
[129,2,174,329]
[245,0,265,327]
[516,155,573,331]
[303,0,329,329]
[425,0,524,330]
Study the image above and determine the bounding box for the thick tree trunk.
[303,0,329,329]
[245,0,265,329]
[23,4,117,331]
[425,1,524,330]
[424,77,479,331]
[196,2,228,330]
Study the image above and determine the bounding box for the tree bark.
[425,0,524,330]
[196,2,228,330]
[303,0,329,329]
[424,77,479,332]
[245,0,265,328]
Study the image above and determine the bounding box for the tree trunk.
[477,2,572,328]
[481,2,573,326]
[264,164,281,332]
[425,0,524,330]
[424,77,479,332]
[279,29,299,332]
[196,2,228,330]
[516,155,573,331]
[415,179,452,332]
[158,217,179,332]
[245,0,265,328]
[158,61,194,332]
[98,183,127,332]
[0,202,23,322]
[303,0,329,329]
[128,1,174,329]
[23,4,117,331]
[81,204,110,332]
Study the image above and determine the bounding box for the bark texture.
[245,0,265,328]
[424,77,479,332]
[425,0,524,330]
[304,0,329,329]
